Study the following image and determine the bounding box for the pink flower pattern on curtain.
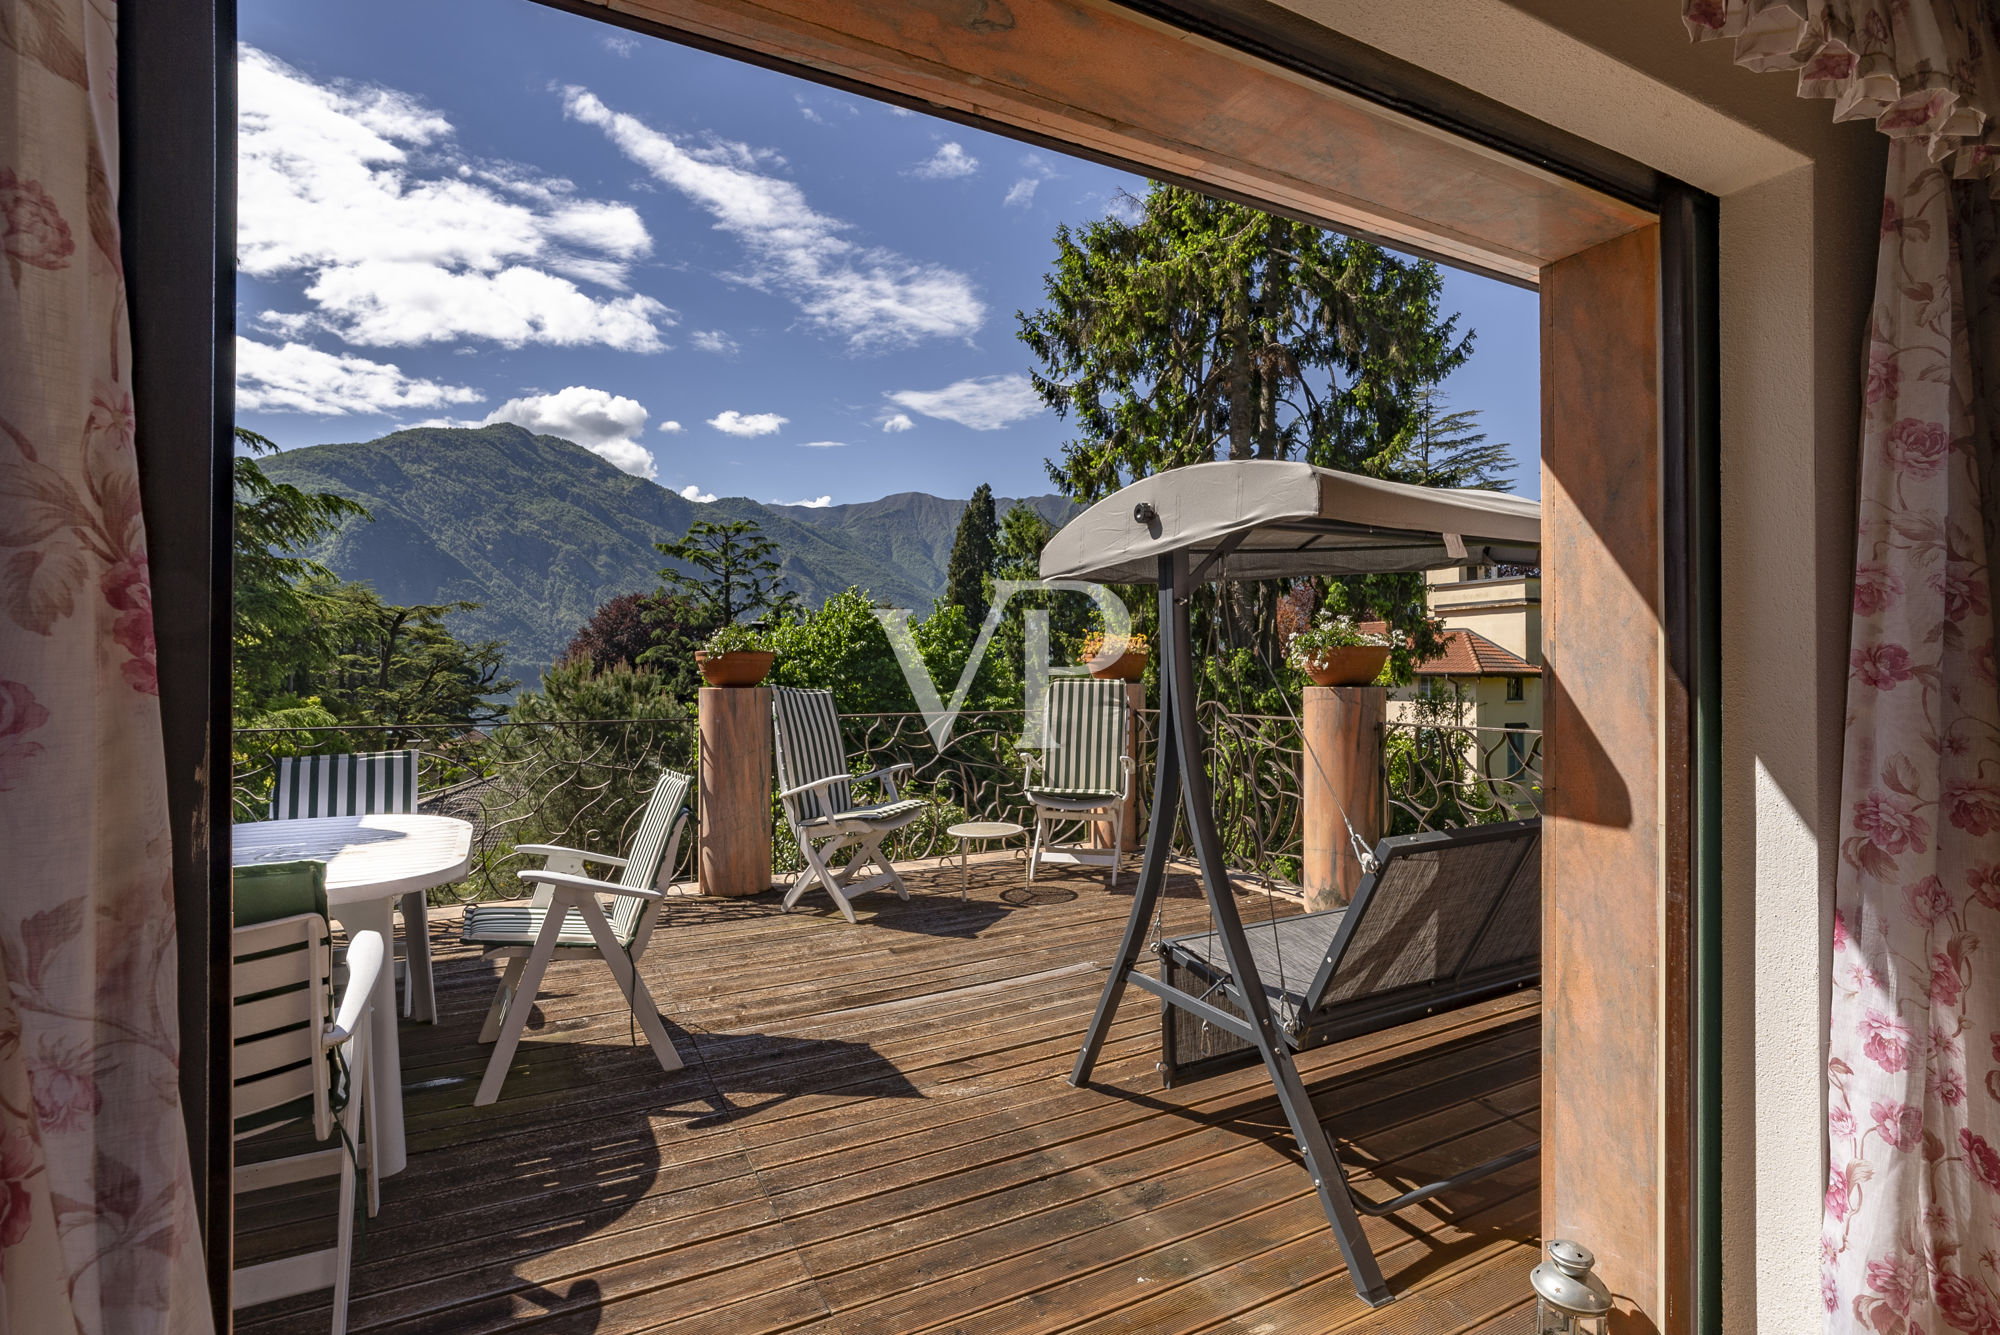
[1821,140,2000,1333]
[1686,4,2000,1329]
[1685,1,2000,190]
[0,1,212,1331]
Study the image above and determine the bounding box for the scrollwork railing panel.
[234,718,701,902]
[1382,720,1542,835]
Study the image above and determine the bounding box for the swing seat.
[1155,818,1542,1085]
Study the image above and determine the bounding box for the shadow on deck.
[236,853,1542,1335]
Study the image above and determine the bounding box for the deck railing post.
[1301,685,1386,911]
[698,685,773,897]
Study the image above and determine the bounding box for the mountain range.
[258,423,1076,688]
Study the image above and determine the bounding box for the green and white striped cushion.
[461,767,690,948]
[1033,679,1128,798]
[269,749,418,820]
[772,688,853,824]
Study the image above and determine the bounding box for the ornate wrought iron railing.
[790,709,1038,875]
[230,707,1506,903]
[1381,720,1543,835]
[233,718,701,903]
[1131,706,1305,886]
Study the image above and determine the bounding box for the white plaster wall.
[1265,3,1882,1327]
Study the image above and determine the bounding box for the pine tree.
[653,518,797,627]
[945,483,999,624]
[1401,389,1514,491]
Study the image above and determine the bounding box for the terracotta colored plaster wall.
[1541,223,1665,1333]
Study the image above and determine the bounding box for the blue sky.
[235,0,1540,505]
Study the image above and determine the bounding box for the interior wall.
[1260,2,1883,1329]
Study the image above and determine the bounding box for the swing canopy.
[1038,459,1539,585]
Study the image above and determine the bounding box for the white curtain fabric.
[0,2,213,1332]
[1686,1,2000,190]
[1688,4,2000,1331]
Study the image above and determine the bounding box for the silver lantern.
[1531,1239,1612,1334]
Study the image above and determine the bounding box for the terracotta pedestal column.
[698,685,772,897]
[1301,685,1386,913]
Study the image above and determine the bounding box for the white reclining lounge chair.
[1021,677,1135,887]
[772,687,927,923]
[230,859,381,1335]
[461,768,692,1105]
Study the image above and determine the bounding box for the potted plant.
[1081,629,1149,681]
[693,623,775,687]
[1286,612,1391,687]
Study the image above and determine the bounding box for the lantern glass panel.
[1537,1302,1608,1335]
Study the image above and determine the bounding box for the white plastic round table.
[234,814,472,1178]
[945,820,1027,900]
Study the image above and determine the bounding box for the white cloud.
[1003,178,1039,208]
[564,88,984,350]
[235,336,483,415]
[880,412,914,433]
[482,385,655,477]
[239,48,671,351]
[678,484,716,503]
[886,374,1044,431]
[1104,191,1146,226]
[603,34,638,57]
[708,410,787,437]
[689,329,740,356]
[797,440,846,449]
[658,420,684,433]
[778,495,833,508]
[910,142,978,180]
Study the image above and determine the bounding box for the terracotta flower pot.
[695,650,774,688]
[1089,647,1148,681]
[1300,646,1390,687]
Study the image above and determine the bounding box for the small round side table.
[945,820,1027,901]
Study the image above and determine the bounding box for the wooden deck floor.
[237,854,1542,1335]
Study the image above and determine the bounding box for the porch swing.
[1041,458,1544,1308]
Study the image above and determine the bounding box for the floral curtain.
[0,2,213,1332]
[1685,1,2000,190]
[1688,4,2000,1330]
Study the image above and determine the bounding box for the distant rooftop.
[1362,622,1540,677]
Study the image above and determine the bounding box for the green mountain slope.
[259,424,1075,687]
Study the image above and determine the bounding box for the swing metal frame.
[1061,464,1542,1308]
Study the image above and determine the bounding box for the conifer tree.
[945,483,999,624]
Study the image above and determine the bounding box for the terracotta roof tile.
[1358,622,1539,677]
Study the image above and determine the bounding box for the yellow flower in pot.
[1081,629,1149,680]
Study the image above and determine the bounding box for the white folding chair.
[462,769,692,1106]
[231,904,381,1335]
[772,687,928,923]
[1022,678,1135,886]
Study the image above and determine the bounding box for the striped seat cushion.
[461,903,636,950]
[1034,679,1129,797]
[802,797,928,829]
[270,749,419,819]
[1027,787,1126,803]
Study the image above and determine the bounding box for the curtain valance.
[1686,1,2000,189]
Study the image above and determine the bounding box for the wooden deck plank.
[240,859,1540,1335]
